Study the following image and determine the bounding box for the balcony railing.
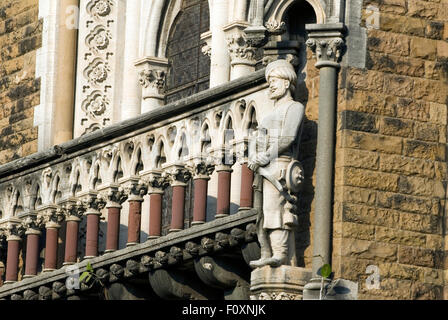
[0,70,268,300]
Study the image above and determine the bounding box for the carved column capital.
[80,192,107,215]
[135,57,169,101]
[188,159,215,180]
[22,215,44,236]
[5,220,25,241]
[166,165,192,187]
[143,170,170,194]
[63,200,87,222]
[305,23,346,69]
[103,186,128,208]
[40,205,65,229]
[227,33,257,67]
[120,177,148,201]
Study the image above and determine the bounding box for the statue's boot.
[249,258,269,269]
[263,255,287,267]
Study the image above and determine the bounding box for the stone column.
[63,200,86,265]
[135,57,168,113]
[22,215,44,278]
[303,23,345,297]
[143,170,169,239]
[209,0,230,87]
[120,0,142,120]
[4,220,24,284]
[42,206,65,272]
[102,186,127,253]
[167,165,192,232]
[191,160,215,225]
[81,193,106,258]
[215,149,234,218]
[121,177,148,246]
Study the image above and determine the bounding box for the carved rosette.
[22,215,44,235]
[81,90,109,120]
[227,33,257,66]
[265,20,286,36]
[81,193,107,215]
[86,0,113,19]
[167,166,192,187]
[86,25,112,53]
[84,58,110,86]
[305,38,344,68]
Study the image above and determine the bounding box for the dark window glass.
[165,0,210,103]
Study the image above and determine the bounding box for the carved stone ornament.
[123,178,148,200]
[305,38,344,64]
[227,33,257,65]
[81,90,109,119]
[252,291,301,300]
[201,43,211,57]
[138,69,166,90]
[6,222,25,240]
[22,215,44,232]
[86,0,113,19]
[189,160,215,179]
[265,20,286,35]
[147,171,170,193]
[64,200,87,220]
[43,207,66,228]
[104,187,128,207]
[82,193,107,213]
[84,58,110,86]
[86,25,112,52]
[167,166,192,187]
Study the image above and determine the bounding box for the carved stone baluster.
[42,206,65,272]
[4,220,24,283]
[22,215,44,278]
[166,165,192,232]
[121,177,148,246]
[63,200,86,265]
[190,159,215,225]
[102,186,127,252]
[81,192,106,258]
[144,170,169,239]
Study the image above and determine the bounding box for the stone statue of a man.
[248,59,305,268]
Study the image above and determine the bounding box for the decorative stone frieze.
[74,0,120,137]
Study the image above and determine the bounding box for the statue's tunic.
[258,100,304,230]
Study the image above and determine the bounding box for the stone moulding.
[0,209,258,300]
[0,69,266,182]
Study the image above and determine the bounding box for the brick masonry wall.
[331,0,448,299]
[0,0,41,165]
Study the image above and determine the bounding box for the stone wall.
[0,0,41,165]
[332,0,448,299]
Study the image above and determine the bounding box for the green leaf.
[321,264,332,278]
[86,262,93,272]
[79,271,90,283]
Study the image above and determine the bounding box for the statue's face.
[267,76,290,100]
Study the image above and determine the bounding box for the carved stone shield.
[285,160,304,193]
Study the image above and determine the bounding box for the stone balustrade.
[0,70,268,293]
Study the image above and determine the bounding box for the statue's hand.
[247,160,259,172]
[256,152,270,166]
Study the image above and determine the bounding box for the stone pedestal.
[250,266,312,300]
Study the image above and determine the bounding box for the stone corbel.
[194,255,250,299]
[135,56,168,113]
